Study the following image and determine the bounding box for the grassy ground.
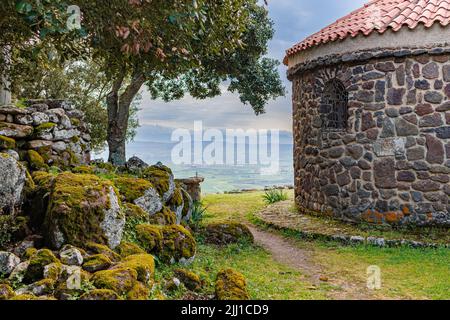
[199,190,450,300]
[152,190,328,300]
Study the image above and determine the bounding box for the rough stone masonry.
[291,47,450,227]
[0,100,91,170]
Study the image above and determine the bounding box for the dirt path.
[245,223,378,300]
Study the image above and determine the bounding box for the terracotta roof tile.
[285,0,450,64]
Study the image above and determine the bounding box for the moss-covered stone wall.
[0,100,91,170]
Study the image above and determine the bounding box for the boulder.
[59,246,83,266]
[174,268,202,291]
[215,269,250,300]
[141,163,175,203]
[0,251,21,276]
[136,224,196,264]
[205,223,254,245]
[115,242,146,258]
[82,254,112,273]
[23,249,59,284]
[126,156,148,173]
[113,254,155,285]
[92,268,138,295]
[0,154,27,212]
[44,173,125,249]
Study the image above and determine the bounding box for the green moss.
[0,284,14,300]
[0,135,15,149]
[92,267,138,295]
[181,188,192,219]
[148,206,177,225]
[124,203,149,221]
[159,225,196,263]
[140,165,172,197]
[174,268,202,291]
[115,242,146,258]
[115,254,155,285]
[70,118,81,127]
[32,171,55,189]
[82,254,112,273]
[169,187,183,207]
[135,224,163,253]
[70,136,80,143]
[24,249,59,284]
[80,289,121,300]
[72,165,94,174]
[34,122,56,134]
[127,282,150,300]
[45,173,120,248]
[26,149,47,170]
[24,247,37,259]
[84,242,121,262]
[114,177,153,202]
[215,269,250,300]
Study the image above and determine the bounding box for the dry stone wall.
[0,100,91,170]
[292,51,450,227]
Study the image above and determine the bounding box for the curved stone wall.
[292,51,450,227]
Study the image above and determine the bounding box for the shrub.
[263,189,288,204]
[189,201,207,230]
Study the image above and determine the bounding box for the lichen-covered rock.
[114,254,155,285]
[17,278,55,296]
[0,153,26,212]
[205,223,254,245]
[141,163,175,203]
[133,186,163,216]
[80,289,121,300]
[180,188,193,223]
[54,265,91,300]
[168,186,185,224]
[215,269,250,300]
[115,242,146,258]
[23,249,59,284]
[8,261,29,283]
[43,262,62,281]
[125,156,148,174]
[0,251,21,276]
[82,254,112,273]
[59,246,83,266]
[92,268,138,295]
[148,206,177,225]
[0,284,14,300]
[174,268,202,291]
[44,173,125,249]
[127,282,150,300]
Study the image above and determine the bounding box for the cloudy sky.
[134,0,367,141]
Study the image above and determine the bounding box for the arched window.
[320,79,348,130]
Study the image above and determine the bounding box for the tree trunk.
[106,72,146,166]
[0,46,12,105]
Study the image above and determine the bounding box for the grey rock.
[0,252,21,276]
[59,247,83,266]
[32,112,50,125]
[0,154,26,212]
[99,187,125,249]
[134,187,163,216]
